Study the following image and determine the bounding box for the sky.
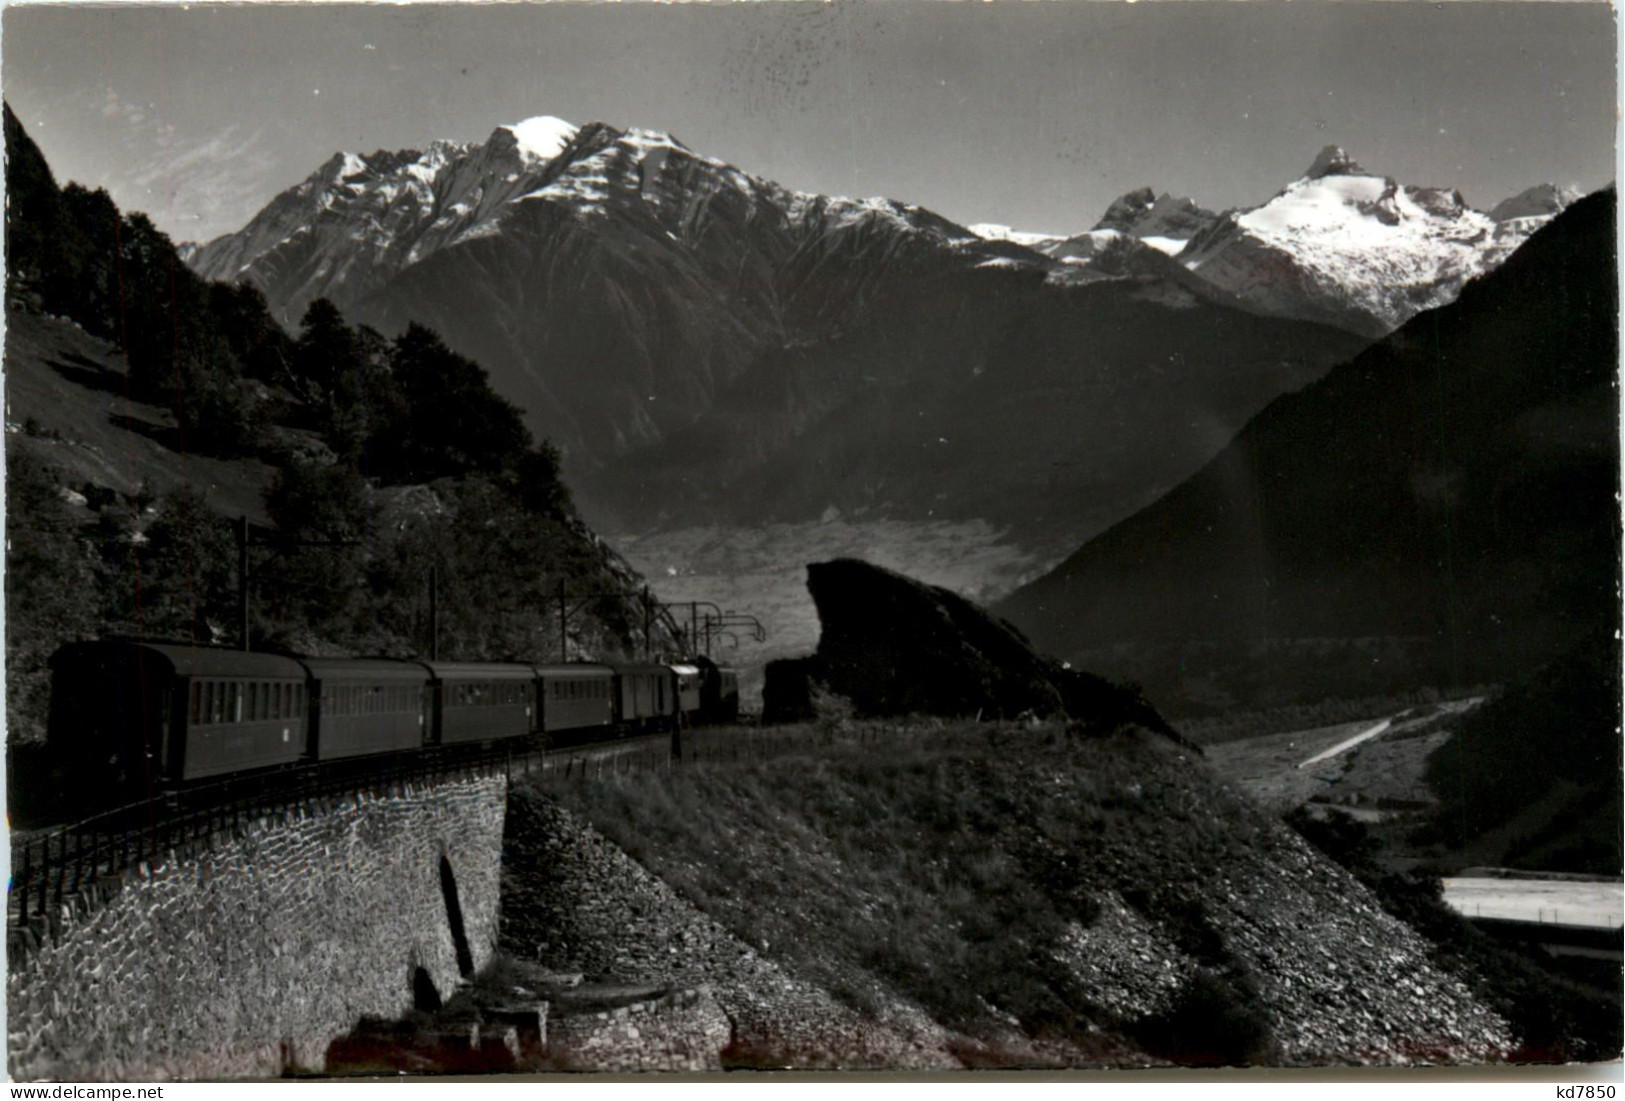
[3,1,1617,244]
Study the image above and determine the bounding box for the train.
[46,638,741,802]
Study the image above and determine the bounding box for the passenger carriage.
[419,661,538,745]
[48,640,309,794]
[534,663,616,738]
[299,657,430,760]
[609,662,675,731]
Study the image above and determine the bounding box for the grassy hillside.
[540,721,1522,1066]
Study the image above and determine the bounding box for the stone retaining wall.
[8,774,507,1081]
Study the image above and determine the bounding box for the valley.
[611,517,1049,704]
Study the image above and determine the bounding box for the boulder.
[764,558,1188,745]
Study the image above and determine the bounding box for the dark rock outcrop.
[763,558,1185,745]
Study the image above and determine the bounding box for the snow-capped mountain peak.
[1489,182,1583,223]
[1304,144,1365,180]
[502,115,580,163]
[1172,147,1570,336]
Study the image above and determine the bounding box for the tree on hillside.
[52,184,124,338]
[209,281,295,387]
[258,459,374,641]
[380,323,532,483]
[105,485,238,647]
[4,451,102,742]
[509,440,575,519]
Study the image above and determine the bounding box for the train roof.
[532,663,615,678]
[53,640,308,680]
[605,662,674,676]
[296,657,430,681]
[418,661,537,680]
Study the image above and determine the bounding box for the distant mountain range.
[996,188,1618,714]
[188,118,1419,553]
[1011,145,1579,338]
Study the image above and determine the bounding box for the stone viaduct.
[8,771,508,1080]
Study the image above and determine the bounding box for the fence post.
[18,844,31,922]
[52,833,65,912]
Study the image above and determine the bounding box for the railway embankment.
[501,783,964,1068]
[7,772,507,1081]
[528,719,1518,1068]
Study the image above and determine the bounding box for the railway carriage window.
[191,682,202,724]
[248,683,258,721]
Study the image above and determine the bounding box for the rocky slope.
[526,721,1515,1067]
[997,188,1618,714]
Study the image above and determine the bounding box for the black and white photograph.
[2,0,1620,1083]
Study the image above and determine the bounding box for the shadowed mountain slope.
[997,188,1619,710]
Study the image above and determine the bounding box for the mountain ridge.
[996,187,1619,714]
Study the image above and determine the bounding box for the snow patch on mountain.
[968,223,1064,249]
[504,115,579,163]
[1140,235,1187,257]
